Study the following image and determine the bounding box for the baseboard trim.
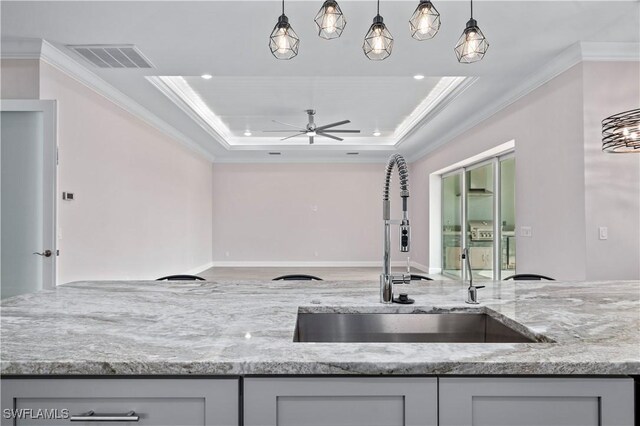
[187,261,215,275]
[209,261,429,273]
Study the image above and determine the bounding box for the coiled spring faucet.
[380,154,411,304]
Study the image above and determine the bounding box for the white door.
[1,100,57,299]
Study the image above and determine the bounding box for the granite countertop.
[1,279,639,376]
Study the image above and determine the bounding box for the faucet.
[462,248,484,304]
[380,154,411,304]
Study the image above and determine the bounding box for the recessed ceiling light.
[268,152,281,155]
[413,74,425,80]
[373,131,381,137]
[346,152,359,155]
[201,74,213,80]
[244,130,252,136]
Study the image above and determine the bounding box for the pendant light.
[314,0,346,40]
[409,0,441,41]
[363,0,393,61]
[269,0,300,60]
[602,108,640,153]
[454,0,489,63]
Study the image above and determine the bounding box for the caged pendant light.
[454,0,489,63]
[363,0,393,61]
[409,0,441,41]
[602,108,640,153]
[314,0,347,40]
[269,0,300,60]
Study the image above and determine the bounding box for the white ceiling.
[1,1,639,162]
[183,75,443,141]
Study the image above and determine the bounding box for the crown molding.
[407,42,638,162]
[580,42,640,61]
[146,76,232,149]
[2,39,215,163]
[394,76,478,147]
[0,38,42,59]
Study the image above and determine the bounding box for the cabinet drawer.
[1,378,238,426]
[439,377,634,426]
[244,377,437,426]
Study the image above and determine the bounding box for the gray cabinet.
[439,377,634,426]
[1,378,238,426]
[244,377,438,426]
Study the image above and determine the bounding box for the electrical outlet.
[225,251,230,257]
[599,226,608,240]
[520,226,532,237]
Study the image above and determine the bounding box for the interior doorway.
[1,100,57,298]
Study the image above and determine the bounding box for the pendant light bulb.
[274,27,291,53]
[363,0,393,61]
[269,1,299,60]
[315,0,346,39]
[324,7,337,33]
[455,0,488,63]
[409,0,441,41]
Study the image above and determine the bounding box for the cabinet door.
[439,377,634,426]
[1,378,238,426]
[244,377,437,426]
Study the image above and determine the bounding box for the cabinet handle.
[70,410,139,422]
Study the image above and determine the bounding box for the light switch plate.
[520,226,532,237]
[599,226,608,240]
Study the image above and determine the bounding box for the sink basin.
[293,312,538,343]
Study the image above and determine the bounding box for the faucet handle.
[400,222,410,252]
[392,273,411,285]
[465,284,485,304]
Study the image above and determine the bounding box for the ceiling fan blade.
[309,136,314,145]
[315,120,351,131]
[272,120,302,129]
[281,132,306,141]
[319,133,344,142]
[262,130,305,133]
[319,129,360,133]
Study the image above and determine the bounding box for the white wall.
[0,59,39,99]
[410,61,640,281]
[212,163,406,266]
[582,61,640,280]
[37,61,214,283]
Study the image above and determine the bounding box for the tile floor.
[197,266,448,281]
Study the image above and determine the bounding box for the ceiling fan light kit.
[269,0,300,60]
[409,0,441,41]
[268,0,488,62]
[315,0,347,40]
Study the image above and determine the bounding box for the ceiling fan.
[262,109,360,144]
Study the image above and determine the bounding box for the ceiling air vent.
[67,45,153,69]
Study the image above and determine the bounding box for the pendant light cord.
[377,0,380,16]
[282,0,285,15]
[470,0,473,19]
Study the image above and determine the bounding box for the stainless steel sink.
[293,312,539,343]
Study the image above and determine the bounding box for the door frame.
[440,151,514,280]
[1,99,58,289]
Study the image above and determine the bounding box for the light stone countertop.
[1,279,639,376]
